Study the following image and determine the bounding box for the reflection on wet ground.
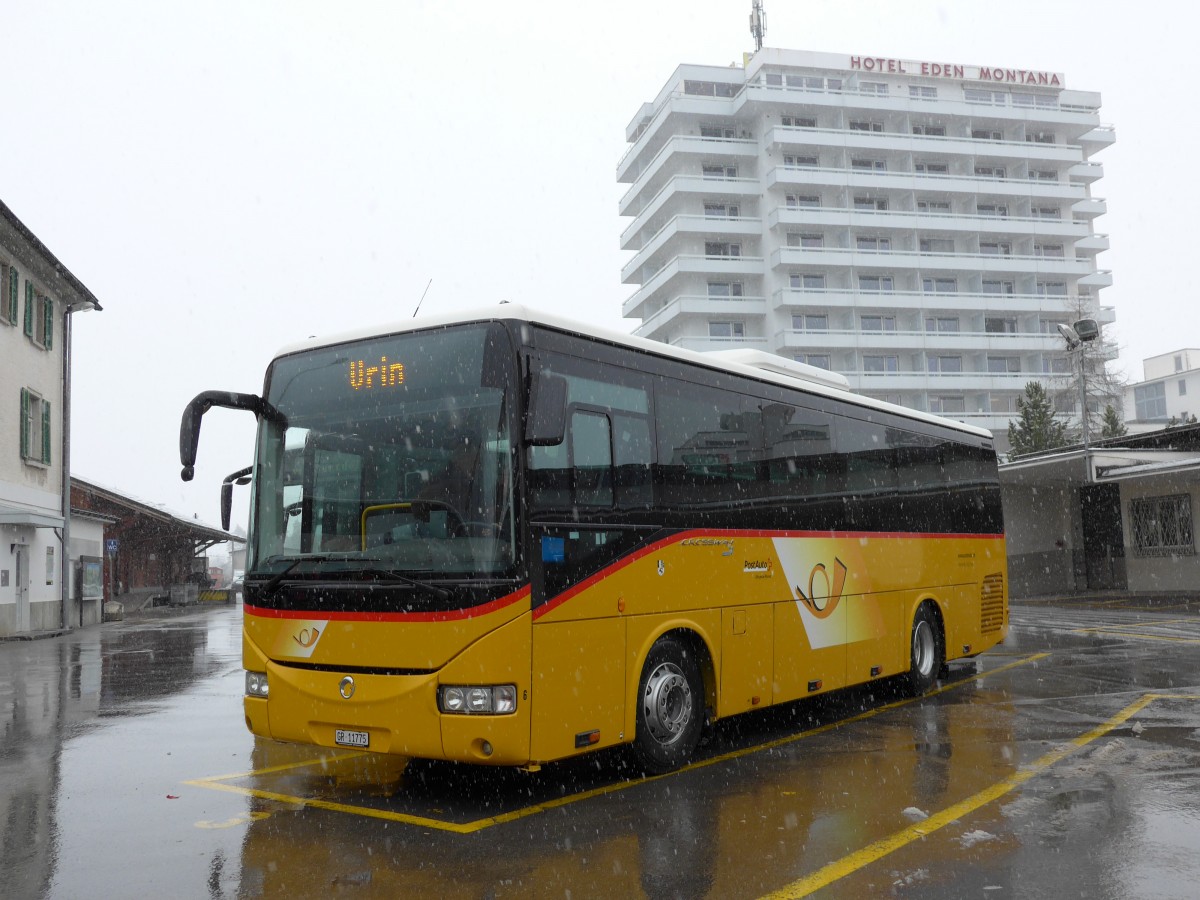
[3,600,1200,899]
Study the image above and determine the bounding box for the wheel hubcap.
[913,620,936,676]
[642,661,693,746]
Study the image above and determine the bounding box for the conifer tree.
[1099,404,1127,438]
[1007,381,1068,457]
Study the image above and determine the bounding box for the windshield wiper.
[258,559,304,599]
[356,567,452,600]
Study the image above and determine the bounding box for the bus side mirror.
[220,466,254,531]
[525,374,567,446]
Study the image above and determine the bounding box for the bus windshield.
[248,323,517,579]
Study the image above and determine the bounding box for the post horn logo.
[796,557,848,620]
[293,626,320,649]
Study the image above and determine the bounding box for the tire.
[631,636,704,774]
[907,603,943,696]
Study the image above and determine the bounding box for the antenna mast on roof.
[749,0,766,53]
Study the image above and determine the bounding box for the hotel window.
[781,115,816,128]
[929,395,966,414]
[795,354,832,369]
[914,162,949,174]
[785,194,821,207]
[704,241,741,257]
[989,394,1018,414]
[1013,92,1057,109]
[974,165,1006,179]
[1040,319,1067,334]
[0,263,16,326]
[858,275,894,292]
[849,120,883,132]
[1134,383,1168,420]
[1036,281,1068,296]
[1034,243,1065,258]
[790,273,826,290]
[684,80,737,97]
[979,241,1012,256]
[982,280,1015,295]
[909,86,938,100]
[764,73,783,86]
[851,158,887,171]
[917,200,950,214]
[785,75,820,89]
[863,355,899,373]
[704,203,740,218]
[783,154,819,167]
[787,233,825,248]
[925,317,959,333]
[1029,169,1058,181]
[825,78,844,91]
[976,203,1008,217]
[911,122,945,135]
[853,196,888,211]
[791,314,828,331]
[987,356,1021,373]
[700,124,737,139]
[859,81,888,94]
[1053,394,1076,414]
[18,388,51,465]
[1176,355,1185,372]
[1026,131,1056,144]
[1042,357,1072,374]
[922,277,957,293]
[964,89,1006,105]
[985,317,1018,333]
[972,129,1004,140]
[707,282,744,298]
[856,236,891,252]
[1130,494,1195,557]
[928,355,962,373]
[709,321,745,339]
[1181,380,1188,397]
[919,238,954,253]
[860,315,896,332]
[1033,206,1061,219]
[702,163,738,179]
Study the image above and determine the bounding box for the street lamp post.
[1056,318,1100,449]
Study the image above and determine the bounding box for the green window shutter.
[23,281,33,337]
[42,399,52,464]
[43,298,53,350]
[19,389,29,459]
[7,267,16,324]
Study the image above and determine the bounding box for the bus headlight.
[438,684,516,715]
[245,671,269,698]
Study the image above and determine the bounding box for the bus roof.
[271,303,993,441]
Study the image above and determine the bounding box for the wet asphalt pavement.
[3,596,1200,899]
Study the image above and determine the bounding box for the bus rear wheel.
[907,603,943,696]
[631,636,704,774]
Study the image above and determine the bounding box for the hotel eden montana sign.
[848,55,1063,87]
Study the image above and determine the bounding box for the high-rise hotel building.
[618,49,1115,445]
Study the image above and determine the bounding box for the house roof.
[0,198,102,311]
[71,476,243,545]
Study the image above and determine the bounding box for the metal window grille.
[1130,495,1195,557]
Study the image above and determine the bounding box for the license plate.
[334,729,370,748]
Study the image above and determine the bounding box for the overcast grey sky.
[1,0,1188,530]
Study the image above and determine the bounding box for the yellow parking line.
[759,693,1199,899]
[184,652,1049,834]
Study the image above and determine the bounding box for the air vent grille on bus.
[980,572,1006,635]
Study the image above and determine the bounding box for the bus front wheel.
[907,604,943,696]
[631,636,704,774]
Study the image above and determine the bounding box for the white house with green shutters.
[0,199,101,637]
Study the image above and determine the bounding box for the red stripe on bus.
[531,528,1003,621]
[244,588,530,623]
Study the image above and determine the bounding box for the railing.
[773,162,1086,192]
[771,204,1088,230]
[771,123,1084,155]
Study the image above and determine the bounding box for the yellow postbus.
[180,305,1007,773]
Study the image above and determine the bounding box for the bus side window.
[613,413,652,509]
[570,410,613,507]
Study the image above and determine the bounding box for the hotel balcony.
[619,135,758,204]
[771,246,1098,278]
[768,206,1088,240]
[623,254,767,317]
[768,125,1084,164]
[621,214,761,283]
[772,288,1101,317]
[635,294,769,340]
[620,173,760,220]
[766,165,1086,202]
[774,328,1062,355]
